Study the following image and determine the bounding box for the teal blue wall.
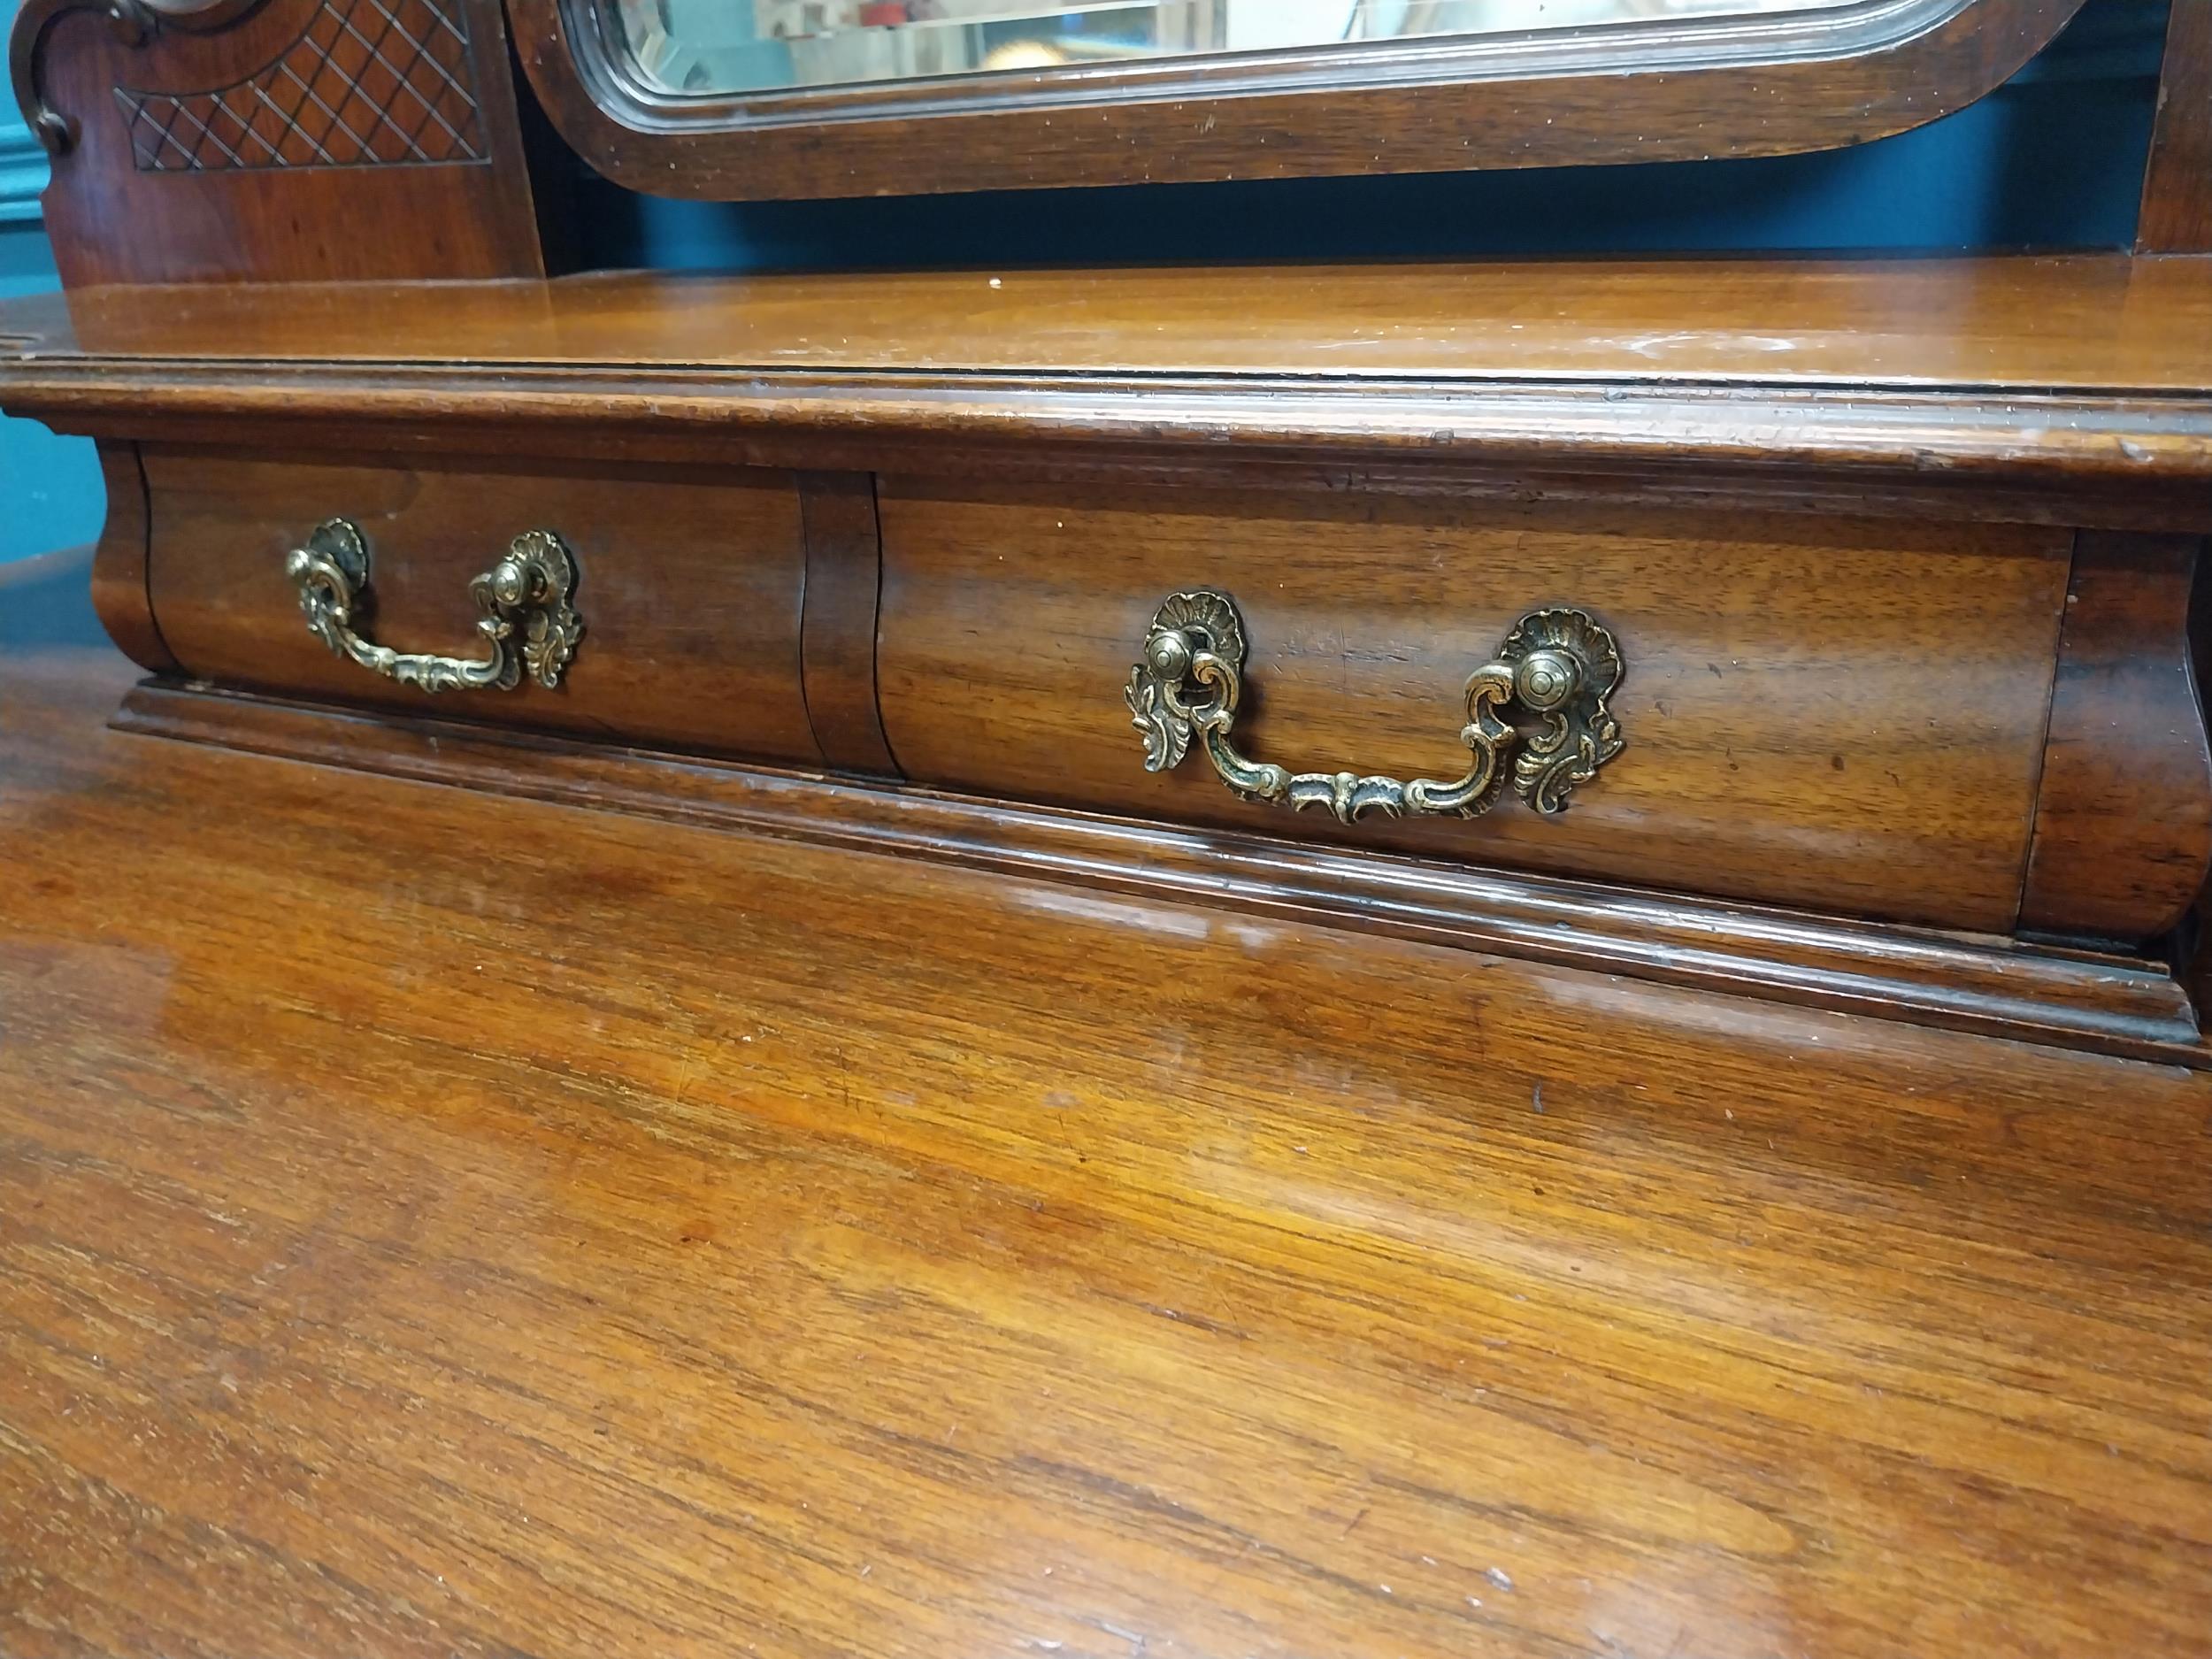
[583,0,2169,270]
[2,66,104,565]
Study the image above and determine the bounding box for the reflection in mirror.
[612,0,1857,97]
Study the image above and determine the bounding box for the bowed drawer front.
[874,481,2076,933]
[139,449,821,766]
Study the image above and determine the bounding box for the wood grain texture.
[9,258,2212,531]
[2139,0,2212,255]
[11,0,544,286]
[141,448,823,766]
[86,438,172,673]
[110,674,2211,1069]
[877,481,2071,931]
[2021,533,2212,941]
[18,363,2212,534]
[798,471,898,777]
[510,0,2082,200]
[4,641,2211,1659]
[13,256,2212,390]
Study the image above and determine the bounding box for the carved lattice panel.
[113,0,487,172]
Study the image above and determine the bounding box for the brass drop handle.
[1125,589,1624,822]
[285,518,583,695]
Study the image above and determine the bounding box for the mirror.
[611,0,1857,98]
[525,0,2065,202]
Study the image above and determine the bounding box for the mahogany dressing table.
[3,0,2211,1651]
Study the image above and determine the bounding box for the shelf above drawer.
[9,257,2212,531]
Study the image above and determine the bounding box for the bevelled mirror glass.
[612,0,1855,97]
[526,0,2070,202]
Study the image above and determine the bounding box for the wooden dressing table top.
[12,255,2212,535]
[6,253,2212,389]
[1,638,2208,1658]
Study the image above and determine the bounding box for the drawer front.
[143,450,820,765]
[876,482,2073,932]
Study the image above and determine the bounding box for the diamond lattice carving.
[114,0,485,172]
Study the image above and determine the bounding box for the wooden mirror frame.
[511,0,2087,201]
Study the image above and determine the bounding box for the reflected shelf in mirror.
[612,0,1854,97]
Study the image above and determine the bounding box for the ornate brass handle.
[285,518,583,695]
[1126,590,1624,822]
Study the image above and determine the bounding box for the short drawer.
[142,449,820,766]
[876,481,2075,933]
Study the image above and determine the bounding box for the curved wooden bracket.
[10,0,262,154]
[13,0,151,154]
[2021,534,2212,943]
[88,439,176,675]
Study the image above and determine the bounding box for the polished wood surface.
[141,448,823,766]
[8,254,2212,390]
[2140,0,2212,257]
[11,0,544,287]
[2021,533,2212,942]
[4,641,2211,1658]
[87,438,170,674]
[877,480,2071,931]
[113,672,2212,1070]
[798,471,899,778]
[9,258,2212,532]
[510,0,2079,200]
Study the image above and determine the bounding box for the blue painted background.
[582,0,2170,269]
[1,86,104,565]
[0,0,2178,565]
